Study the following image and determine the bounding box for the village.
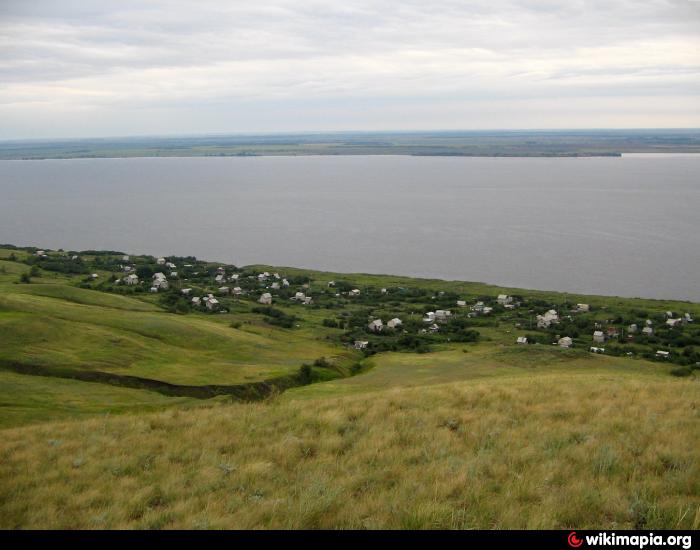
[13,246,700,373]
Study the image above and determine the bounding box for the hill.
[0,244,698,528]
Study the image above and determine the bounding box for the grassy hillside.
[1,372,697,529]
[0,244,698,529]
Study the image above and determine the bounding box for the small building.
[642,326,654,336]
[628,323,638,333]
[124,274,139,285]
[423,311,436,323]
[259,293,272,305]
[35,250,45,257]
[558,336,573,348]
[537,310,559,329]
[181,288,192,295]
[435,310,452,322]
[354,340,369,350]
[684,313,694,323]
[156,257,166,265]
[270,282,280,290]
[293,291,306,301]
[232,287,242,296]
[349,289,361,296]
[282,279,290,287]
[387,318,402,329]
[170,271,178,278]
[191,296,201,306]
[206,297,220,311]
[368,319,383,333]
[218,286,230,295]
[328,281,335,287]
[215,274,225,284]
[516,336,528,345]
[666,318,683,328]
[590,347,605,354]
[122,255,130,262]
[593,330,606,343]
[576,303,590,312]
[381,288,388,294]
[165,262,176,269]
[229,274,239,281]
[302,296,313,305]
[656,350,670,359]
[428,323,440,333]
[457,300,467,307]
[606,327,620,338]
[90,273,99,279]
[150,286,158,293]
[497,294,513,305]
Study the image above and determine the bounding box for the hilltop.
[0,244,698,529]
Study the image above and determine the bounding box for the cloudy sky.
[1,0,699,139]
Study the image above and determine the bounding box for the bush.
[670,366,692,377]
[19,272,31,284]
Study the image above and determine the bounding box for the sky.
[1,0,699,139]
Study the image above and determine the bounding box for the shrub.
[670,366,692,377]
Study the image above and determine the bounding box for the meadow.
[0,245,698,529]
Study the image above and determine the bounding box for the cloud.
[0,0,698,138]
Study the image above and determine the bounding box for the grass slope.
[1,372,697,529]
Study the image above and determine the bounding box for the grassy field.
[0,245,698,529]
[1,372,697,529]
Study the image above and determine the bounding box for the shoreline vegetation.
[1,243,698,529]
[1,129,700,160]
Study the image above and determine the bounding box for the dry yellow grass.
[1,372,698,529]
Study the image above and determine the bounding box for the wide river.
[0,154,698,301]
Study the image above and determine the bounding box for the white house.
[153,272,167,281]
[206,297,220,311]
[656,350,670,359]
[558,336,573,348]
[124,274,139,285]
[191,296,201,306]
[270,282,280,290]
[497,294,513,305]
[156,257,166,265]
[349,289,361,296]
[642,326,654,336]
[302,296,313,305]
[590,347,605,354]
[122,255,130,262]
[457,300,467,307]
[381,288,388,294]
[232,287,242,296]
[428,323,440,333]
[666,318,683,328]
[435,310,452,322]
[150,286,158,293]
[90,273,99,279]
[165,262,176,269]
[516,336,528,345]
[259,292,272,305]
[282,279,290,287]
[423,311,436,323]
[328,281,335,287]
[387,318,402,329]
[368,319,383,332]
[628,323,638,333]
[218,286,230,295]
[215,274,225,284]
[170,271,178,278]
[181,288,192,295]
[684,313,694,323]
[537,310,559,329]
[354,340,369,350]
[293,291,306,301]
[593,330,606,343]
[35,250,45,257]
[576,303,590,312]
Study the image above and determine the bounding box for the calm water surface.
[0,154,698,300]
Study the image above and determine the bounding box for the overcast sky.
[1,0,699,139]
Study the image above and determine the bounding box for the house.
[123,265,133,273]
[606,327,620,338]
[349,289,361,296]
[368,319,383,332]
[150,286,158,293]
[537,310,559,329]
[590,347,605,354]
[215,274,225,284]
[428,323,440,333]
[472,301,485,312]
[482,306,493,315]
[457,300,467,307]
[328,281,335,287]
[191,297,201,307]
[35,250,45,257]
[642,326,654,336]
[387,318,402,329]
[270,282,280,290]
[124,274,139,285]
[656,350,670,359]
[122,255,130,262]
[628,323,638,333]
[666,318,683,328]
[381,288,388,294]
[593,330,606,343]
[232,287,242,296]
[170,271,178,278]
[576,303,590,312]
[206,297,220,311]
[165,262,176,269]
[497,294,513,305]
[259,292,272,305]
[354,340,369,350]
[181,288,192,295]
[665,311,674,319]
[423,311,435,323]
[156,257,166,265]
[302,296,313,305]
[516,336,528,345]
[282,279,290,287]
[273,273,280,280]
[645,319,653,326]
[558,336,573,348]
[90,273,99,279]
[229,274,239,281]
[258,273,268,282]
[684,313,694,323]
[217,266,225,274]
[218,286,230,295]
[435,310,452,322]
[153,272,167,281]
[293,291,306,301]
